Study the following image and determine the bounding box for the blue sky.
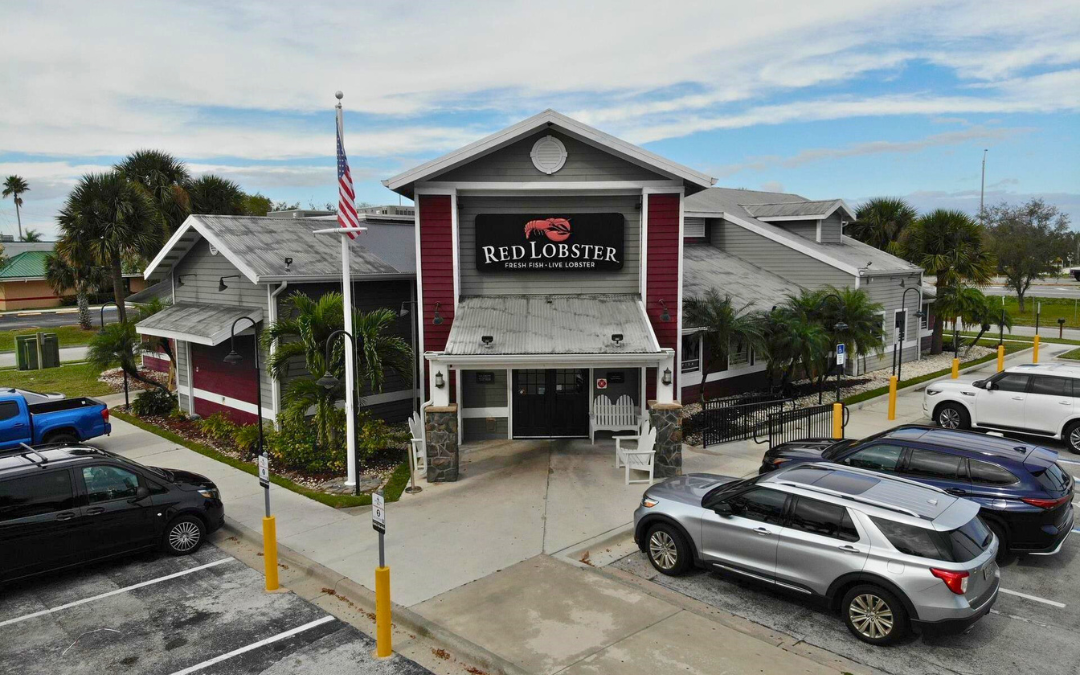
[1,1,1077,239]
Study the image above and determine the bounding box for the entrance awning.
[441,294,661,364]
[135,303,263,346]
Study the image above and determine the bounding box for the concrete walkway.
[0,345,88,368]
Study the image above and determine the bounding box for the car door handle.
[55,511,76,521]
[754,527,772,536]
[11,422,24,428]
[1061,401,1073,405]
[838,544,860,553]
[86,507,105,516]
[946,488,967,496]
[1012,396,1024,400]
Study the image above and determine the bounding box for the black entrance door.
[512,369,589,437]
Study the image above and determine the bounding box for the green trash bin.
[15,335,39,371]
[41,333,60,369]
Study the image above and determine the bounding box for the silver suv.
[633,462,1000,644]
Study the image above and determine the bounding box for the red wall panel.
[419,194,455,353]
[645,193,681,397]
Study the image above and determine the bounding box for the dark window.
[518,370,545,396]
[727,488,787,525]
[681,335,701,373]
[81,466,140,503]
[904,448,962,480]
[840,444,904,472]
[992,373,1030,393]
[1031,376,1073,397]
[870,516,991,562]
[1032,463,1070,494]
[789,497,859,541]
[554,369,584,394]
[0,471,74,521]
[0,401,19,422]
[968,459,1019,486]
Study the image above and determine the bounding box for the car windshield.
[702,476,758,504]
[144,465,173,481]
[822,440,859,460]
[870,516,992,562]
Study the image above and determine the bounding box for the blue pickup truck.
[0,391,111,449]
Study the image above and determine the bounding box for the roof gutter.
[267,281,289,429]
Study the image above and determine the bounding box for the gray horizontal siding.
[462,369,508,407]
[464,417,509,441]
[593,367,640,406]
[779,221,818,241]
[819,212,844,245]
[459,195,640,296]
[859,345,920,373]
[862,272,925,347]
[711,220,853,289]
[435,129,666,183]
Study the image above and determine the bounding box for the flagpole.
[337,91,357,488]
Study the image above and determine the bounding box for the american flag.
[336,111,358,239]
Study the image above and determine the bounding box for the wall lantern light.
[659,299,671,323]
[662,368,672,386]
[434,371,445,389]
[218,275,240,292]
[433,302,443,325]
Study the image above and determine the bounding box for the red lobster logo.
[524,217,572,242]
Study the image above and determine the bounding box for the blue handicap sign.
[836,344,846,355]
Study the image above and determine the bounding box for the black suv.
[760,426,1074,558]
[0,444,224,583]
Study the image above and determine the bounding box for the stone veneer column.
[648,401,683,478]
[424,405,459,482]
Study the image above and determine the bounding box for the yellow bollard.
[375,566,392,657]
[887,375,897,421]
[951,358,960,379]
[997,345,1005,372]
[1033,335,1040,364]
[263,516,279,591]
[832,402,843,440]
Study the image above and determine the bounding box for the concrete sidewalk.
[0,345,87,368]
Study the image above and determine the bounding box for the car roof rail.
[17,442,50,466]
[782,461,950,495]
[773,480,925,520]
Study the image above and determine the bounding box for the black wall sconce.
[662,368,672,386]
[284,257,293,272]
[659,299,671,322]
[434,371,445,389]
[433,301,443,325]
[218,275,240,292]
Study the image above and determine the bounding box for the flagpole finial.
[335,91,343,100]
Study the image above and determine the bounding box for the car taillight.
[101,408,110,423]
[930,568,969,595]
[1022,495,1070,509]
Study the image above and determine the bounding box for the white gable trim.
[383,110,715,193]
[143,220,197,281]
[142,215,261,285]
[722,212,861,276]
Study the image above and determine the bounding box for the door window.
[554,369,584,394]
[727,488,788,524]
[81,466,141,503]
[991,373,1031,393]
[0,401,19,422]
[518,370,545,396]
[789,497,859,541]
[0,471,74,521]
[968,459,1019,486]
[1031,376,1073,397]
[839,444,904,472]
[904,448,962,480]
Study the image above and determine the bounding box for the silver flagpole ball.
[335,91,343,100]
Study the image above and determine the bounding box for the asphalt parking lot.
[612,440,1080,675]
[0,543,431,675]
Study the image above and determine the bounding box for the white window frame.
[920,302,930,331]
[681,334,701,373]
[728,338,753,369]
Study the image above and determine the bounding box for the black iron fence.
[754,403,848,450]
[702,397,794,447]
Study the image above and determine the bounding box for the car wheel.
[935,403,970,430]
[842,584,908,646]
[985,519,1012,563]
[644,523,693,576]
[1064,421,1080,454]
[44,433,78,445]
[163,515,205,556]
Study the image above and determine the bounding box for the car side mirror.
[131,486,150,502]
[713,502,733,517]
[972,380,985,389]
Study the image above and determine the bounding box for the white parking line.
[999,588,1066,608]
[169,615,336,675]
[1057,458,1080,466]
[0,558,233,628]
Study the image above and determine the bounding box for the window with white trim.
[728,339,753,368]
[921,303,930,331]
[874,311,887,344]
[681,334,701,373]
[684,218,706,238]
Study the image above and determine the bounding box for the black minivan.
[0,444,224,583]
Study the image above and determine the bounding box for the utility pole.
[979,149,988,225]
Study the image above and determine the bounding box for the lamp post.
[314,329,364,497]
[100,301,129,408]
[223,316,277,591]
[896,285,924,385]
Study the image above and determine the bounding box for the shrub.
[356,412,409,460]
[268,418,344,474]
[235,422,275,456]
[168,407,189,422]
[197,412,238,444]
[131,388,177,417]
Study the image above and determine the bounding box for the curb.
[220,517,530,675]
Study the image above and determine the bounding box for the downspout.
[268,281,289,429]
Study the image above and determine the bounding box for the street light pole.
[315,329,363,496]
[897,286,923,386]
[100,301,129,408]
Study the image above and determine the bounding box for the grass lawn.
[958,331,1080,347]
[0,362,111,397]
[994,295,1080,329]
[0,325,99,353]
[1059,348,1080,361]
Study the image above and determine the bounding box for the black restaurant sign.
[475,213,624,272]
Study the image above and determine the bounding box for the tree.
[56,172,160,323]
[683,289,766,402]
[87,320,170,395]
[761,309,828,395]
[2,175,29,241]
[898,209,995,354]
[117,150,191,237]
[44,249,108,330]
[242,192,274,216]
[851,197,917,252]
[20,228,42,242]
[263,291,412,449]
[131,298,176,388]
[985,199,1071,312]
[188,175,246,215]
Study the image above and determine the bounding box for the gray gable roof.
[682,245,805,323]
[744,199,854,220]
[144,214,409,284]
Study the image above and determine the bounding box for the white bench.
[617,426,657,485]
[408,412,427,475]
[590,394,639,444]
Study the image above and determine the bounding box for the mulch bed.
[99,367,170,393]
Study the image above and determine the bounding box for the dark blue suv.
[759,425,1073,558]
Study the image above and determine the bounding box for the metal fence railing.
[702,397,793,447]
[754,403,848,450]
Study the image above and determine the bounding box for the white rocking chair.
[613,418,650,468]
[617,426,657,485]
[408,412,427,475]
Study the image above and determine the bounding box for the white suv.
[924,363,1080,453]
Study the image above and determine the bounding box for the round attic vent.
[208,244,218,255]
[530,135,567,175]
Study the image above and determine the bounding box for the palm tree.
[935,285,1012,355]
[188,175,246,215]
[20,228,42,242]
[44,249,108,330]
[761,309,828,395]
[899,210,995,354]
[263,291,412,449]
[851,197,917,252]
[683,289,766,402]
[2,175,29,240]
[87,320,170,395]
[117,150,191,236]
[55,172,160,323]
[132,298,176,388]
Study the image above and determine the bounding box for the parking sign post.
[373,489,391,657]
[258,453,279,592]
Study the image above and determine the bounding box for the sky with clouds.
[1,0,1077,239]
